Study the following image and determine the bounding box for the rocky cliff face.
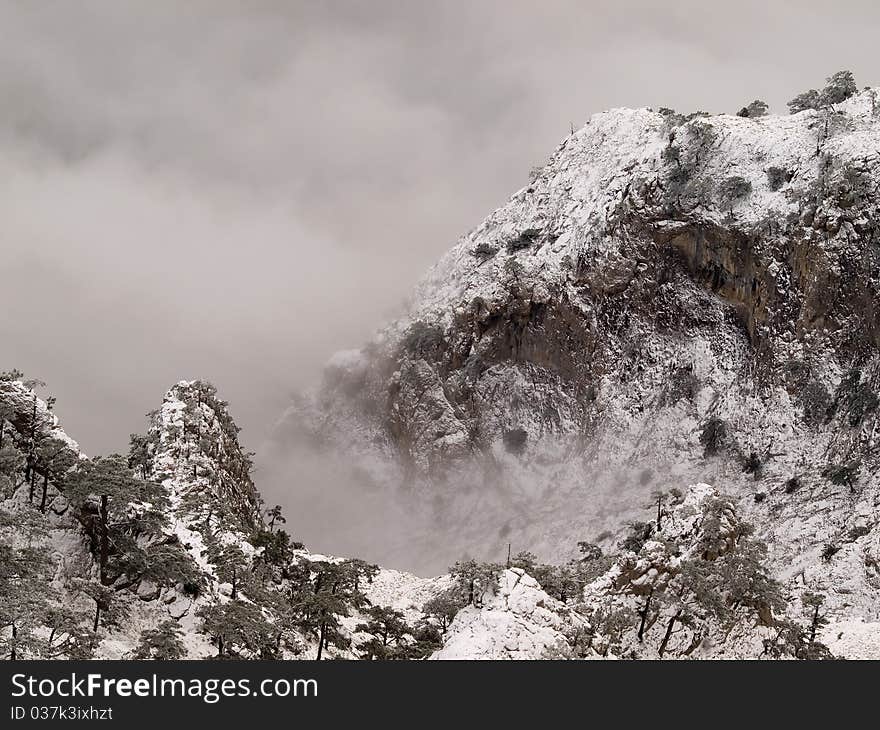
[274,90,880,605]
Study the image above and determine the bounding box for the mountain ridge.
[2,368,877,658]
[271,87,880,581]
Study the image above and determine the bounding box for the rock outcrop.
[431,569,582,659]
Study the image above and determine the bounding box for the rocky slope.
[0,378,446,660]
[273,88,880,611]
[2,375,876,658]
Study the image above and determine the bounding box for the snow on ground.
[431,569,581,660]
[364,568,452,617]
[823,620,880,660]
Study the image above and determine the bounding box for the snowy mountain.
[5,373,858,660]
[1,378,450,660]
[4,78,880,660]
[270,84,880,653]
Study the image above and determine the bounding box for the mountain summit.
[276,87,880,607]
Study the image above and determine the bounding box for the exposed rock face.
[0,379,81,456]
[275,91,880,588]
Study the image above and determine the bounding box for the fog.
[1,1,877,572]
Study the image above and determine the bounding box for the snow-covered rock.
[432,569,581,660]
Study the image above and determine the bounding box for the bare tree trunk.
[39,472,49,512]
[809,605,820,643]
[27,460,36,503]
[26,396,37,492]
[316,623,326,660]
[658,610,681,657]
[637,588,654,642]
[683,631,703,656]
[93,603,100,633]
[99,495,109,585]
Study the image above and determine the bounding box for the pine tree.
[0,398,16,452]
[585,603,635,658]
[737,99,769,118]
[531,561,586,604]
[655,557,730,657]
[127,433,154,480]
[762,613,834,660]
[406,621,443,658]
[344,558,380,592]
[296,590,351,660]
[204,538,249,599]
[197,599,279,659]
[34,436,77,513]
[19,379,46,496]
[646,488,683,529]
[0,507,58,659]
[178,484,222,532]
[65,454,169,587]
[0,541,55,659]
[575,545,613,585]
[132,620,187,659]
[266,505,286,531]
[789,71,858,114]
[41,605,97,659]
[122,540,203,593]
[355,605,411,660]
[802,591,829,645]
[251,528,294,574]
[509,550,538,573]
[449,558,500,607]
[287,559,370,659]
[422,589,464,634]
[715,536,785,625]
[788,89,821,114]
[621,521,653,553]
[0,439,24,500]
[820,70,857,106]
[650,535,784,656]
[68,578,129,634]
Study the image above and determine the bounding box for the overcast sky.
[1,0,877,458]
